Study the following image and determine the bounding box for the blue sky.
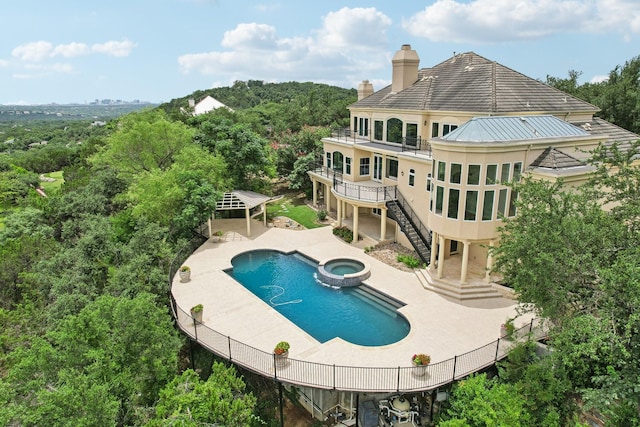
[1,0,639,105]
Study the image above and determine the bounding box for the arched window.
[332,152,344,172]
[386,118,403,143]
[408,168,415,186]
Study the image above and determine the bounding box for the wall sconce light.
[401,171,404,176]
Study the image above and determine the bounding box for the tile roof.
[529,147,585,169]
[352,52,600,114]
[571,117,640,149]
[441,115,589,143]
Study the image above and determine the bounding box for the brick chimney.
[391,44,419,93]
[357,80,374,100]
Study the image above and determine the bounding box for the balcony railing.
[332,175,396,203]
[169,237,548,393]
[329,127,432,154]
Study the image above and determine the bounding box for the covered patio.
[207,190,275,237]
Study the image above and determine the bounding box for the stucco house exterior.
[308,45,639,300]
[189,95,232,115]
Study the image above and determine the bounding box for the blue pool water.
[226,250,410,346]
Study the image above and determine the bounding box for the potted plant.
[212,230,224,242]
[179,265,191,282]
[190,304,203,323]
[274,341,290,365]
[411,353,431,377]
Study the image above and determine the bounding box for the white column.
[352,205,359,243]
[380,207,387,241]
[207,217,212,238]
[312,180,317,206]
[245,207,251,236]
[461,240,470,284]
[430,231,438,269]
[437,235,445,278]
[262,202,267,226]
[337,198,342,226]
[325,183,331,213]
[485,240,494,282]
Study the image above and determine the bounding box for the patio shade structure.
[212,190,273,237]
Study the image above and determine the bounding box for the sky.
[1,0,639,105]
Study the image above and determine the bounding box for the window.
[358,117,369,137]
[345,157,352,175]
[435,186,444,215]
[353,116,357,133]
[447,189,460,219]
[406,123,418,146]
[464,190,478,221]
[443,124,458,135]
[513,162,522,182]
[332,152,343,172]
[467,164,481,185]
[450,240,459,254]
[482,190,494,221]
[486,164,497,185]
[497,188,508,217]
[431,122,439,138]
[386,118,403,143]
[450,163,462,184]
[426,173,432,191]
[374,121,383,141]
[500,163,511,183]
[372,208,382,216]
[359,158,370,175]
[326,152,331,169]
[386,158,398,179]
[408,168,415,186]
[508,190,518,217]
[437,161,446,181]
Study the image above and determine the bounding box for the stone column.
[485,240,495,282]
[430,231,438,269]
[352,205,359,243]
[380,207,388,240]
[325,183,331,213]
[337,198,342,227]
[312,180,318,206]
[437,235,445,278]
[461,240,470,284]
[245,207,251,236]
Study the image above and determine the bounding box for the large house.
[308,44,639,300]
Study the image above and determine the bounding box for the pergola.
[210,190,273,237]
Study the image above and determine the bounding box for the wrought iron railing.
[332,174,396,203]
[328,128,432,154]
[169,240,547,392]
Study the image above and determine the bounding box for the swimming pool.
[226,249,410,346]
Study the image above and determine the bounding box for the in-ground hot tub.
[317,257,371,287]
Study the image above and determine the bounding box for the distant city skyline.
[1,0,639,105]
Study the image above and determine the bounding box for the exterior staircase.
[414,268,505,301]
[385,190,431,264]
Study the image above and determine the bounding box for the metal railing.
[388,188,433,250]
[328,128,432,154]
[332,174,397,203]
[169,243,546,392]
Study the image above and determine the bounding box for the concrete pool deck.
[172,219,533,370]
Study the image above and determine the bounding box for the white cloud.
[91,40,136,57]
[12,41,53,62]
[52,42,91,58]
[0,59,9,67]
[178,7,392,87]
[403,0,640,43]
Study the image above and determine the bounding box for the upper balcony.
[308,165,397,204]
[326,128,432,155]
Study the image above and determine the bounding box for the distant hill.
[160,80,357,113]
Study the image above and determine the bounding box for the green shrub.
[397,254,421,269]
[317,209,328,221]
[332,226,353,243]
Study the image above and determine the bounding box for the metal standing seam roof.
[440,115,590,143]
[215,191,271,210]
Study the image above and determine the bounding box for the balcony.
[328,128,432,155]
[309,165,397,203]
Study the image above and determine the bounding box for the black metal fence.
[169,237,546,392]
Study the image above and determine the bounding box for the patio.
[171,218,537,392]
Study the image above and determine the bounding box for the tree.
[148,363,260,427]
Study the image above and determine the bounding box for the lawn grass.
[267,194,326,229]
[40,170,64,194]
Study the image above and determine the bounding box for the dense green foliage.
[546,56,640,134]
